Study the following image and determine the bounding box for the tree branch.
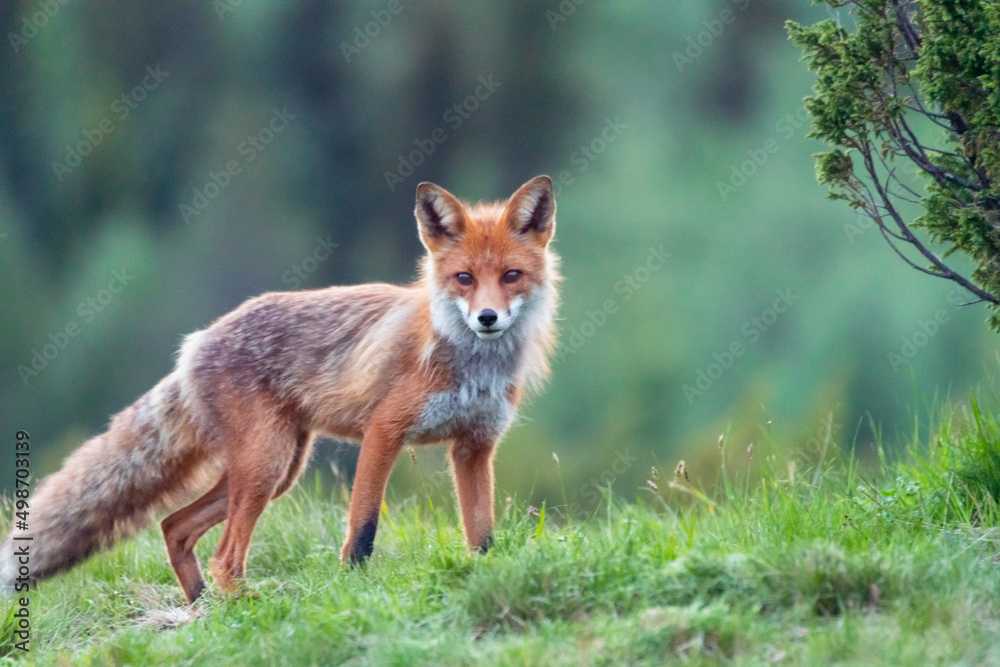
[859,146,1000,305]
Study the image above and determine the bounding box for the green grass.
[2,399,1000,665]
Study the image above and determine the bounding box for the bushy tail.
[1,373,218,592]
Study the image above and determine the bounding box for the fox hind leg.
[208,418,299,594]
[161,474,230,604]
[271,429,315,500]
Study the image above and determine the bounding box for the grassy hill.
[3,399,1000,665]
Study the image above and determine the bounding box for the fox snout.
[457,297,525,340]
[472,307,504,339]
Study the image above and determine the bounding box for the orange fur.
[0,176,560,603]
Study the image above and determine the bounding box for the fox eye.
[502,270,522,284]
[456,272,474,286]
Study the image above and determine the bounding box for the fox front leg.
[341,423,403,564]
[449,436,496,553]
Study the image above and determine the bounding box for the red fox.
[1,176,559,603]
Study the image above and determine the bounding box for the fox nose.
[477,309,498,327]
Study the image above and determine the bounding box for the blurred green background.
[1,2,995,512]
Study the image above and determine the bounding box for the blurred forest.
[0,2,996,511]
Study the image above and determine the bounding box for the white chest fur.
[407,341,520,444]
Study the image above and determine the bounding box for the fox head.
[416,175,558,343]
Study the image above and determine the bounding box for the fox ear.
[505,175,555,245]
[415,182,466,251]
